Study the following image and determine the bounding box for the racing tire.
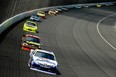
[36,31,39,33]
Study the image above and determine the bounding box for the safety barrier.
[0,1,115,35]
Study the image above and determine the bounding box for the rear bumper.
[22,46,38,51]
[48,13,56,16]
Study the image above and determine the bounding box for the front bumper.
[40,16,46,19]
[22,46,31,51]
[22,45,42,51]
[30,62,57,75]
[30,68,56,75]
[23,27,37,33]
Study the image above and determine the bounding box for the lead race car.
[28,49,59,75]
[21,34,43,51]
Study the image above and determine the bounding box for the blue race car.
[30,14,41,22]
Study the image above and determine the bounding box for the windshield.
[35,51,55,60]
[39,11,44,14]
[50,10,55,12]
[26,22,36,27]
[25,36,40,43]
[32,14,39,17]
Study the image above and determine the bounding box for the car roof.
[25,34,40,39]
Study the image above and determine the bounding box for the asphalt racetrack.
[0,6,116,77]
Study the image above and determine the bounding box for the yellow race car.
[23,21,38,33]
[96,4,102,7]
[37,11,46,18]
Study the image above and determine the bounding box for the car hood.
[25,24,37,28]
[26,25,37,28]
[33,56,57,66]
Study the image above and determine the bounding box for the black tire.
[36,31,39,33]
[56,70,61,75]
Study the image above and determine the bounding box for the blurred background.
[0,0,115,23]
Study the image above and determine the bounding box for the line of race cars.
[21,7,68,75]
[21,3,115,75]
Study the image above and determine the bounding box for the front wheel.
[36,30,39,33]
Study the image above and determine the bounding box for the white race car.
[28,49,59,75]
[74,5,82,8]
[55,8,62,12]
[61,7,68,11]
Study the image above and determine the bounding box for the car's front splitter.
[30,67,57,75]
[22,46,31,51]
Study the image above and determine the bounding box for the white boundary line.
[96,14,116,51]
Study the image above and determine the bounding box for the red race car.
[21,34,43,51]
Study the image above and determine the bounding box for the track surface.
[0,6,116,77]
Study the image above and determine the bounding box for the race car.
[96,4,102,7]
[61,7,68,11]
[54,9,59,14]
[105,3,114,6]
[48,9,57,16]
[74,5,82,9]
[30,14,41,22]
[28,49,59,75]
[21,34,43,51]
[37,11,46,18]
[55,8,62,12]
[23,21,38,33]
[84,5,89,8]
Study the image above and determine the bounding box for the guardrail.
[0,7,49,35]
[0,1,115,35]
